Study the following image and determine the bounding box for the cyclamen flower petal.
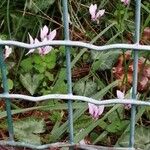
[116,90,131,110]
[28,33,34,44]
[96,9,105,19]
[38,38,52,55]
[97,105,105,116]
[34,38,42,51]
[89,4,105,22]
[39,46,52,55]
[48,29,56,41]
[121,0,130,5]
[89,4,97,20]
[26,36,35,55]
[88,103,104,120]
[26,33,35,55]
[88,103,96,116]
[40,25,49,40]
[4,46,12,59]
[117,90,124,99]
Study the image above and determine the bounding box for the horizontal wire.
[0,40,150,51]
[0,93,150,106]
[0,140,135,150]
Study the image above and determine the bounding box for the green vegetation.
[0,0,149,149]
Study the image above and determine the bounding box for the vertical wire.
[62,0,74,145]
[0,46,14,141]
[129,0,141,147]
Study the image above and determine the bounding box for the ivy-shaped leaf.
[73,79,97,97]
[20,57,33,72]
[20,73,43,95]
[116,126,150,150]
[33,55,42,64]
[14,118,45,145]
[45,51,56,69]
[92,51,120,71]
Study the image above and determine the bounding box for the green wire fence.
[0,0,150,149]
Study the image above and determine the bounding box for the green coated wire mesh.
[0,0,150,149]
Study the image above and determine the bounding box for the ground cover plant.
[0,0,150,149]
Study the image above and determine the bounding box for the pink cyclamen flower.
[121,0,130,5]
[4,45,12,59]
[40,25,56,41]
[117,90,131,109]
[89,4,105,23]
[39,26,56,55]
[88,103,104,120]
[26,25,56,55]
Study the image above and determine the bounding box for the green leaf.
[117,126,150,150]
[84,80,97,96]
[45,71,54,81]
[74,105,121,143]
[59,46,65,55]
[92,80,119,99]
[92,51,120,71]
[107,106,124,122]
[47,107,87,142]
[33,55,42,64]
[1,78,14,90]
[93,131,108,144]
[0,34,8,40]
[45,52,56,69]
[20,57,33,72]
[34,64,45,73]
[50,111,63,123]
[51,79,67,94]
[14,118,45,145]
[73,79,97,97]
[45,51,56,63]
[116,107,146,147]
[20,73,43,95]
[106,120,129,133]
[73,80,85,96]
[8,78,14,90]
[74,115,93,134]
[73,80,120,143]
[0,103,87,119]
